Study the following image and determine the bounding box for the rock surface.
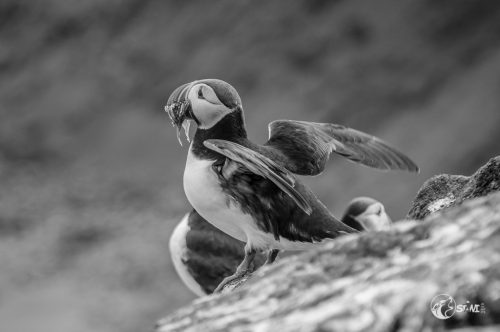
[408,156,500,220]
[156,157,500,331]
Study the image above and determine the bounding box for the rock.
[157,192,500,331]
[156,157,500,331]
[408,156,500,220]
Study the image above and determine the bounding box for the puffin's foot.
[214,248,256,293]
[213,272,244,293]
[265,249,280,265]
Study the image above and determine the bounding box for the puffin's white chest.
[183,148,248,242]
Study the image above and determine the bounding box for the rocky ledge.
[156,157,500,332]
[408,156,500,220]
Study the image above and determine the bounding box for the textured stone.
[408,156,500,220]
[157,192,500,331]
[156,157,500,331]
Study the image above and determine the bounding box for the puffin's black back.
[184,210,265,293]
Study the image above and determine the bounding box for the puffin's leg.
[214,246,256,293]
[265,249,280,265]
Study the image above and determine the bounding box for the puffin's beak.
[165,82,195,146]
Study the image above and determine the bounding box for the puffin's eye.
[198,88,204,99]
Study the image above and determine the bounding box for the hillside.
[1,1,500,331]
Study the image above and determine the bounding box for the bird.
[169,209,266,296]
[164,78,418,292]
[171,197,392,296]
[341,197,392,231]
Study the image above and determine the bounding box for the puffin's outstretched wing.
[265,120,419,176]
[204,139,312,215]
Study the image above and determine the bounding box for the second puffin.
[165,79,418,292]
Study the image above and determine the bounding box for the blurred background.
[1,0,500,331]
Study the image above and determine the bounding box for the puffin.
[170,197,392,296]
[165,79,418,292]
[341,197,392,231]
[169,209,266,296]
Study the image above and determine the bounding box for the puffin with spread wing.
[165,79,418,292]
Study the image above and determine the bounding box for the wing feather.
[266,120,419,176]
[203,139,312,215]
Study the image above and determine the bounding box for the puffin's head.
[341,197,392,231]
[165,79,242,145]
